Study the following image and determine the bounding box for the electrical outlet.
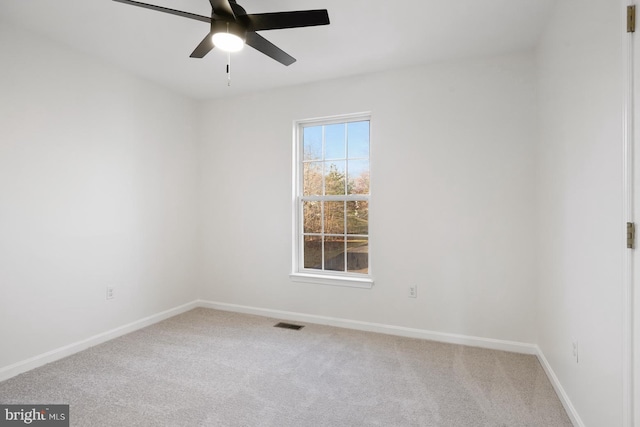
[408,285,417,298]
[571,340,578,363]
[106,286,115,300]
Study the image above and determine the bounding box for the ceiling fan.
[113,0,330,66]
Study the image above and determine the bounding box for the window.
[291,113,372,288]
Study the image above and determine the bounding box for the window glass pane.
[347,159,370,195]
[303,126,322,161]
[347,121,370,159]
[325,124,346,160]
[304,236,322,269]
[303,162,323,196]
[324,236,345,272]
[324,161,346,195]
[347,237,368,273]
[324,201,345,235]
[347,201,368,235]
[303,201,322,233]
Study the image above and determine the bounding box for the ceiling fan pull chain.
[227,52,231,86]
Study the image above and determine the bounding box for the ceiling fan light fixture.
[211,21,246,53]
[212,31,244,52]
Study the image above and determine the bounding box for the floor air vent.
[274,322,304,330]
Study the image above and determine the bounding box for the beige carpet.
[0,308,572,426]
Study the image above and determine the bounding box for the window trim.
[290,112,373,289]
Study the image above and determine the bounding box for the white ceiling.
[0,0,557,100]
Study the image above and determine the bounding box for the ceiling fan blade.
[190,33,215,58]
[112,0,211,23]
[244,10,329,31]
[210,0,235,19]
[245,32,296,66]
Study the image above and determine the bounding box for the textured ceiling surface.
[0,0,557,99]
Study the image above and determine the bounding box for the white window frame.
[290,112,373,289]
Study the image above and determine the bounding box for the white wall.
[0,23,200,370]
[536,0,624,425]
[199,52,539,344]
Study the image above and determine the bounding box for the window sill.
[289,272,374,289]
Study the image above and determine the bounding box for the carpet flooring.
[0,308,573,426]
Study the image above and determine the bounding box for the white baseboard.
[197,299,538,355]
[535,346,584,427]
[0,300,198,382]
